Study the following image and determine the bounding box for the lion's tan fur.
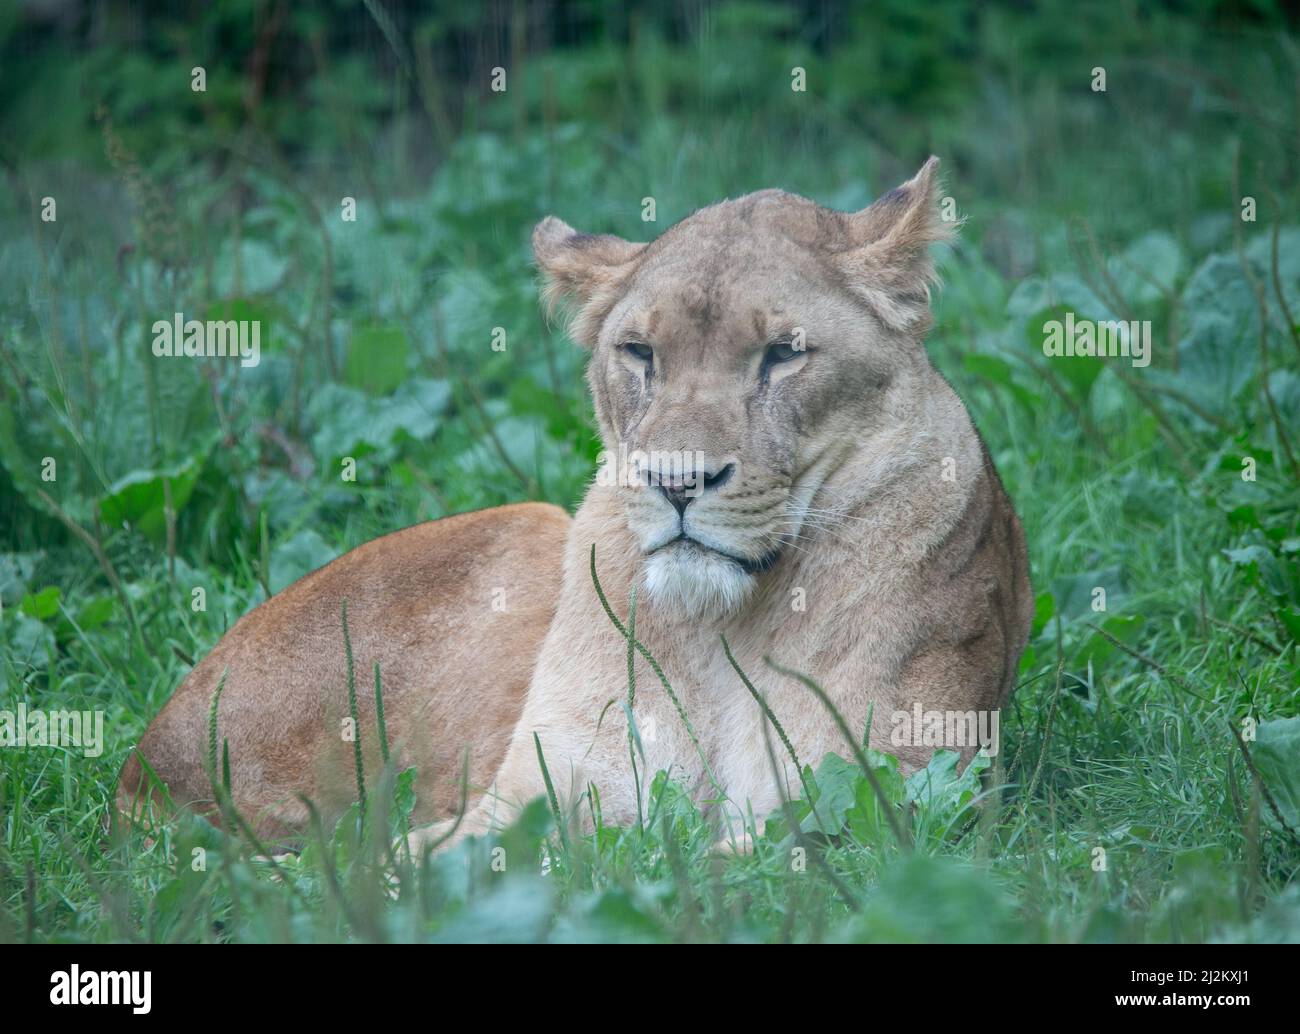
[117,504,569,838]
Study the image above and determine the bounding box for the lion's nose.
[657,462,735,516]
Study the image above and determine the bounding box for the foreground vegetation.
[1,0,1297,942]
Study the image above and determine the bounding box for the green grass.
[1,1,1298,942]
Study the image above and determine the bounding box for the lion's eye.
[764,340,801,366]
[623,342,653,363]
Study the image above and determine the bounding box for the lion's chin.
[643,543,756,621]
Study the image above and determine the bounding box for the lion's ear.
[532,217,646,344]
[834,156,957,332]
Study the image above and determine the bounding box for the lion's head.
[534,158,955,620]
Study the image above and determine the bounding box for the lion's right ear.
[532,217,646,345]
[833,157,957,333]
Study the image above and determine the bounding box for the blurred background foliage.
[2,0,1298,570]
[0,0,1298,942]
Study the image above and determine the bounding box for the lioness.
[119,157,1032,849]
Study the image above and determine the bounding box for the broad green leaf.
[1250,716,1300,835]
[1076,612,1144,668]
[1174,253,1259,410]
[962,352,1040,410]
[344,323,410,396]
[843,750,907,845]
[1050,566,1124,620]
[0,552,41,608]
[1030,591,1055,636]
[1110,230,1185,306]
[905,749,990,836]
[309,377,449,462]
[19,586,60,620]
[1030,304,1105,396]
[99,450,208,543]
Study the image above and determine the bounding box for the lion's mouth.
[650,534,782,576]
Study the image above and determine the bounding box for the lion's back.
[117,502,571,839]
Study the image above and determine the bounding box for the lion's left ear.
[833,156,957,332]
[532,217,646,345]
